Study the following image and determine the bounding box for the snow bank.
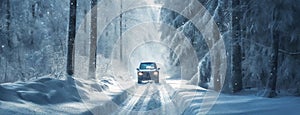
[0,75,134,114]
[167,80,300,115]
[0,77,81,105]
[207,93,300,115]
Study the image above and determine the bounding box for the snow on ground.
[207,92,300,115]
[0,75,299,115]
[0,75,133,115]
[0,76,88,114]
[112,80,178,115]
[166,79,300,115]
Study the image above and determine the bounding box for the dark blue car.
[136,62,160,83]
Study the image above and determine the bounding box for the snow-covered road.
[113,81,178,115]
[1,76,299,114]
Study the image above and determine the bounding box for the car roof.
[140,62,156,64]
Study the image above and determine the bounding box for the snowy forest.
[0,0,299,114]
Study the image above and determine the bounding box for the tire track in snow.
[142,83,161,111]
[115,80,179,115]
[136,81,178,115]
[159,81,178,115]
[132,83,152,111]
[133,82,162,115]
[116,83,150,115]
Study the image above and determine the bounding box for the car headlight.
[138,72,143,76]
[153,71,159,76]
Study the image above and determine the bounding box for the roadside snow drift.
[0,77,81,105]
[0,76,125,114]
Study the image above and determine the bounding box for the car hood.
[138,69,158,72]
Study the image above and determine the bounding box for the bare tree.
[261,31,279,98]
[263,19,279,98]
[231,0,243,93]
[88,0,97,79]
[265,30,279,98]
[263,3,281,98]
[66,0,77,75]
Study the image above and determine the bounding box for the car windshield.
[140,63,156,69]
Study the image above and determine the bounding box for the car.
[136,62,160,83]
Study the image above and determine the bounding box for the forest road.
[112,79,179,115]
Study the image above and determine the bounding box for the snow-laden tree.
[159,0,300,96]
[0,0,69,83]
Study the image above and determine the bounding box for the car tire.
[155,78,159,83]
[138,78,142,84]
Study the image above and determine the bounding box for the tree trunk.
[67,0,77,75]
[4,0,11,82]
[263,5,280,98]
[5,60,7,82]
[213,50,221,91]
[263,30,279,98]
[231,0,243,93]
[270,31,279,92]
[262,30,279,98]
[88,0,97,79]
[6,0,11,31]
[119,0,123,61]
